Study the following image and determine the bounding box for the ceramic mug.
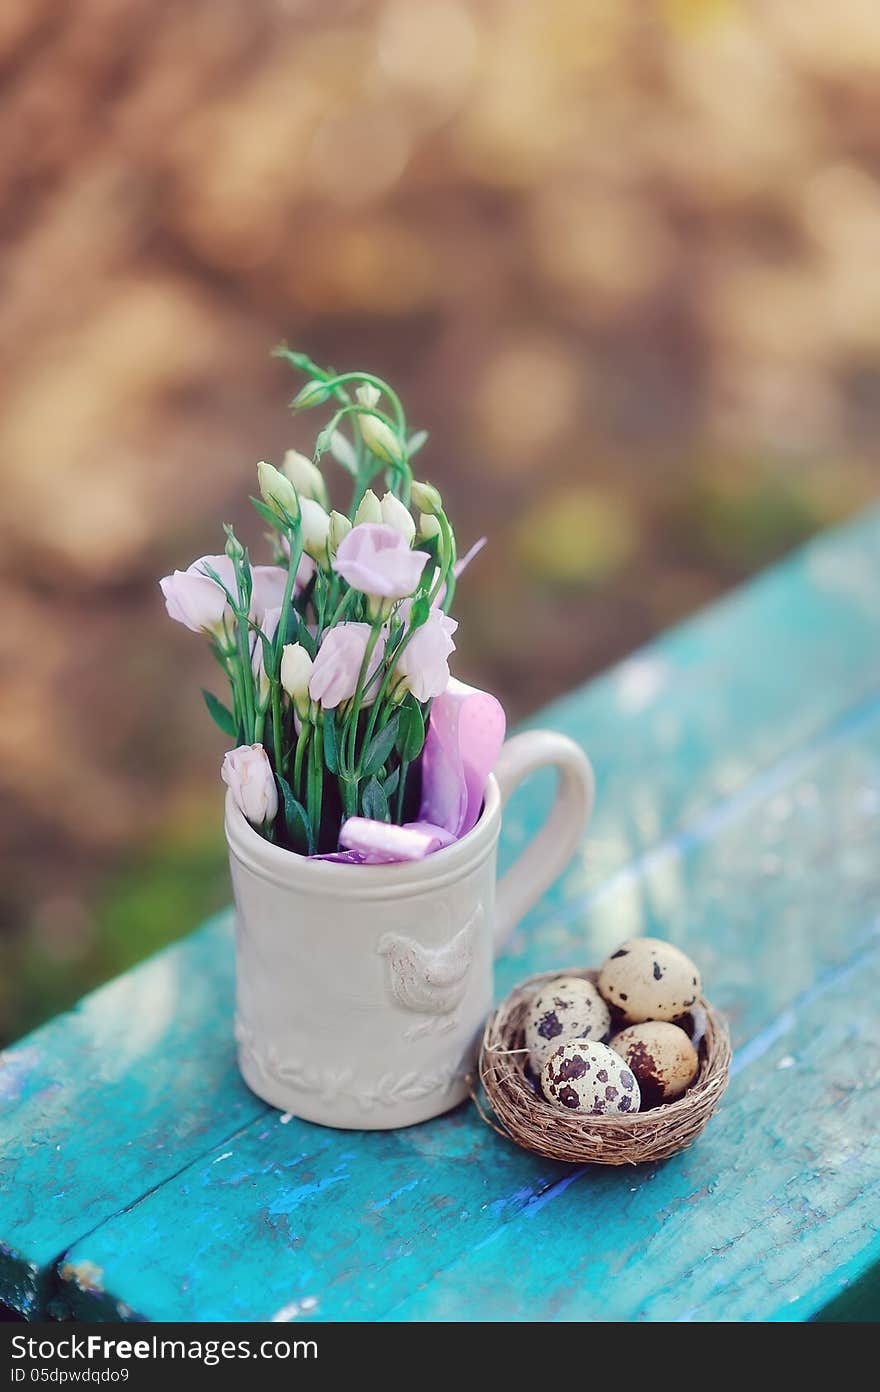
[227,729,595,1130]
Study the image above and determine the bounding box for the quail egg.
[673,1001,708,1052]
[597,937,701,1024]
[541,1039,641,1115]
[609,1021,699,1107]
[523,976,611,1072]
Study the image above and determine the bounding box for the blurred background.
[2,0,879,1044]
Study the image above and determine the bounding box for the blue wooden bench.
[3,510,880,1323]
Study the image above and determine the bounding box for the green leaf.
[250,496,286,533]
[361,712,401,776]
[272,345,322,375]
[396,701,425,762]
[322,712,339,775]
[314,410,345,463]
[202,689,237,738]
[407,429,429,456]
[408,594,431,629]
[383,765,400,799]
[361,776,389,822]
[275,774,313,854]
[329,429,358,476]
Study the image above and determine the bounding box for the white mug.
[227,730,595,1130]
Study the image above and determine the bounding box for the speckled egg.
[597,937,701,1025]
[540,1039,641,1115]
[523,976,612,1072]
[609,1021,699,1107]
[674,1001,708,1052]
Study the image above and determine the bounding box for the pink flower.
[255,604,281,649]
[395,604,458,701]
[221,744,278,826]
[308,622,386,709]
[160,554,235,636]
[162,555,303,641]
[333,523,429,600]
[280,535,317,592]
[249,566,287,622]
[191,553,236,590]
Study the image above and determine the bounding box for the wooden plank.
[501,682,880,1003]
[0,913,263,1317]
[813,1250,880,1323]
[56,697,880,1322]
[386,944,880,1323]
[59,1111,574,1322]
[5,507,880,1317]
[503,504,880,913]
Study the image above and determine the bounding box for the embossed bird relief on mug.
[378,904,484,1041]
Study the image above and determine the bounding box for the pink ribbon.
[418,677,506,838]
[322,678,506,863]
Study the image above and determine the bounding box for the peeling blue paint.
[4,508,880,1319]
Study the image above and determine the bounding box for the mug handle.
[492,730,595,956]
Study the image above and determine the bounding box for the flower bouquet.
[160,352,594,1130]
[161,351,497,863]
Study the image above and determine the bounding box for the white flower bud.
[299,497,331,563]
[221,744,278,828]
[411,480,443,515]
[329,510,352,555]
[381,491,416,545]
[418,513,441,541]
[281,449,328,508]
[257,461,299,521]
[353,489,383,526]
[291,380,331,410]
[355,383,382,410]
[360,414,405,466]
[224,531,245,564]
[280,643,314,717]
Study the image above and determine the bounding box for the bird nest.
[470,968,731,1166]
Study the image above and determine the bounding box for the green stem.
[294,721,310,801]
[339,775,357,820]
[276,533,304,661]
[320,402,411,506]
[273,349,352,410]
[351,462,382,514]
[328,586,356,630]
[235,617,256,742]
[310,734,324,849]
[357,616,424,767]
[321,372,407,434]
[306,744,315,844]
[344,624,383,771]
[429,510,456,609]
[271,681,283,772]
